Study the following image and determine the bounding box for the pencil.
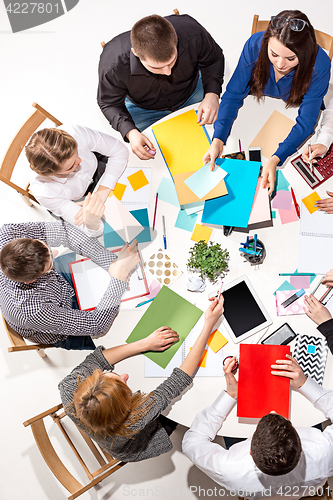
[152,192,158,230]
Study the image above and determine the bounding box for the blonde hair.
[71,369,155,440]
[25,128,78,175]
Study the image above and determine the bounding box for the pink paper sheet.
[290,276,311,289]
[272,190,292,210]
[278,203,299,224]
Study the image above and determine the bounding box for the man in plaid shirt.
[0,220,139,350]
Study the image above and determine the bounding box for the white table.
[108,99,333,438]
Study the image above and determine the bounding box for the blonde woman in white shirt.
[302,98,333,213]
[27,124,129,236]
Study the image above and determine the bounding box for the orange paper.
[302,191,321,214]
[127,169,149,191]
[173,171,227,205]
[191,224,212,243]
[113,182,126,201]
[207,329,228,353]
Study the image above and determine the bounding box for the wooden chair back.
[23,403,126,500]
[2,314,54,357]
[251,15,333,60]
[0,102,62,204]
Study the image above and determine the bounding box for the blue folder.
[201,158,261,228]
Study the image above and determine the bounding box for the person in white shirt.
[182,355,333,500]
[302,97,333,213]
[27,123,129,236]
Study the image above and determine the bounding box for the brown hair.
[130,15,178,62]
[249,10,317,107]
[251,413,302,476]
[0,238,50,282]
[26,128,78,176]
[72,370,155,439]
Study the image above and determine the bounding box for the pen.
[320,286,333,305]
[136,297,155,308]
[218,281,224,299]
[321,287,333,306]
[279,273,316,276]
[239,139,242,152]
[308,143,313,174]
[152,193,158,230]
[162,215,167,250]
[290,187,300,218]
[281,288,305,308]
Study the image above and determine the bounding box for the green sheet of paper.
[126,286,203,368]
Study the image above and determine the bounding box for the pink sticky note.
[146,280,162,299]
[272,190,293,211]
[278,204,299,224]
[290,276,311,289]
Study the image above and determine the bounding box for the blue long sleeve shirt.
[213,32,331,165]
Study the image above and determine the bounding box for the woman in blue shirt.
[204,10,331,193]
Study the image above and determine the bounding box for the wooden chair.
[251,14,333,60]
[2,314,54,357]
[23,403,126,500]
[0,102,62,206]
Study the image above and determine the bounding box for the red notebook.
[237,344,290,418]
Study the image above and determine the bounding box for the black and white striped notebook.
[293,334,328,386]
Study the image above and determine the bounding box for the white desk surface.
[105,100,333,438]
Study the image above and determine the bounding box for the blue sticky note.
[130,208,151,243]
[103,221,126,248]
[175,209,198,232]
[157,177,180,207]
[274,280,296,295]
[184,162,227,199]
[275,170,290,191]
[307,344,316,354]
[103,208,151,247]
[202,158,261,228]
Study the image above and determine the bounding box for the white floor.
[1,1,333,498]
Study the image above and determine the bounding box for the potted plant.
[187,240,229,283]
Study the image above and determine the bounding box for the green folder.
[126,286,203,368]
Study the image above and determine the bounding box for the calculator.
[291,143,333,188]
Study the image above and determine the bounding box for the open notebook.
[144,316,226,377]
[298,202,333,274]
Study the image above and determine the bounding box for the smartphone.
[261,323,296,345]
[249,146,262,164]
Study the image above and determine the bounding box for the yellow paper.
[302,191,321,214]
[173,171,228,205]
[191,347,208,368]
[249,110,295,159]
[127,169,149,191]
[152,109,210,176]
[191,224,213,243]
[207,329,228,353]
[113,182,126,201]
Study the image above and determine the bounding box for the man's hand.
[108,239,140,282]
[202,138,224,171]
[127,129,156,160]
[314,191,333,214]
[197,93,219,126]
[271,354,307,388]
[223,356,238,399]
[304,295,332,325]
[322,268,333,287]
[262,156,279,194]
[142,326,179,352]
[204,294,224,330]
[81,192,105,230]
[302,143,328,163]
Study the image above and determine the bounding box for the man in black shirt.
[98,14,224,160]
